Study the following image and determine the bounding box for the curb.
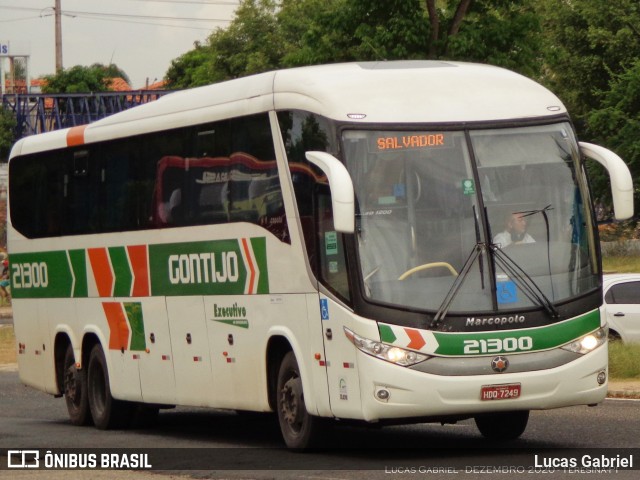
[607,391,640,399]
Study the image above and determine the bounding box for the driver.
[493,212,535,247]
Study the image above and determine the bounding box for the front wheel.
[63,344,92,426]
[87,344,133,429]
[474,410,529,440]
[276,351,328,449]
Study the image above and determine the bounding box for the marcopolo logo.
[465,315,525,327]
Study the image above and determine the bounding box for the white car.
[601,274,640,342]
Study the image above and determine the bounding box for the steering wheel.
[398,262,459,280]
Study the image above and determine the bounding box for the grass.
[602,255,640,274]
[608,342,640,379]
[0,325,16,365]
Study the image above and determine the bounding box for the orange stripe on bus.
[66,125,87,146]
[102,302,130,351]
[88,248,114,297]
[127,245,150,296]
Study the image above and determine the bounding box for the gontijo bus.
[8,61,633,448]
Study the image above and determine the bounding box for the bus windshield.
[343,123,598,315]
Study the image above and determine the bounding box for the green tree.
[586,61,640,214]
[42,63,130,93]
[538,0,640,130]
[537,0,640,214]
[166,0,289,86]
[166,0,543,87]
[0,106,16,161]
[284,0,429,66]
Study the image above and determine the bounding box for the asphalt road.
[1,369,640,479]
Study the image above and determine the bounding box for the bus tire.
[474,410,529,440]
[276,351,328,449]
[63,344,92,426]
[87,344,133,429]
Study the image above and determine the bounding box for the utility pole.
[55,0,63,72]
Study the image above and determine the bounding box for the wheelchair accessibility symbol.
[496,280,518,304]
[320,299,330,320]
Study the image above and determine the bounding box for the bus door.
[166,297,214,406]
[13,300,52,392]
[135,299,176,404]
[314,188,363,418]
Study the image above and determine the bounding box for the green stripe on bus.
[10,251,73,298]
[10,237,269,299]
[378,324,397,344]
[124,302,146,351]
[432,309,600,356]
[109,247,133,297]
[251,237,269,294]
[68,249,88,298]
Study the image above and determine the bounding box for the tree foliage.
[165,0,542,87]
[42,63,130,93]
[586,61,640,212]
[0,106,16,161]
[537,0,640,212]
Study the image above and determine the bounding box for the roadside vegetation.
[609,341,640,379]
[0,325,16,365]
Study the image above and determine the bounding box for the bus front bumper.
[355,344,608,422]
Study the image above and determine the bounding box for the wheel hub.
[280,376,303,426]
[64,366,79,402]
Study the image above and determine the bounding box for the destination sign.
[374,133,451,152]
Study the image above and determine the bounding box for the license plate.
[480,383,521,401]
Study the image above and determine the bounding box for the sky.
[0,0,238,89]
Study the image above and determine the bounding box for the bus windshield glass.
[343,123,598,315]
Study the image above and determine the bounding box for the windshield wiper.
[432,205,560,329]
[432,243,486,329]
[431,242,559,329]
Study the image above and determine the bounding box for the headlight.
[344,327,429,366]
[561,327,608,355]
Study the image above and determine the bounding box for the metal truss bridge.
[1,90,171,140]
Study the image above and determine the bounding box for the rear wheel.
[276,351,328,449]
[63,344,92,426]
[474,410,529,440]
[87,344,133,429]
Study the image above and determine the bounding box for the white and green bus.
[8,61,633,448]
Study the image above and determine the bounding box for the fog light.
[375,387,390,402]
[597,371,606,385]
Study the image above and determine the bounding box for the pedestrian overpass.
[1,90,170,140]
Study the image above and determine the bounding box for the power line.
[122,0,239,5]
[67,14,220,31]
[0,15,41,23]
[0,4,232,23]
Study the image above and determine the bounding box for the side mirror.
[305,151,355,233]
[579,142,634,221]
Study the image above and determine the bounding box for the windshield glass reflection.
[343,124,598,315]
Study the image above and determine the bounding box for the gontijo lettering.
[169,251,239,285]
